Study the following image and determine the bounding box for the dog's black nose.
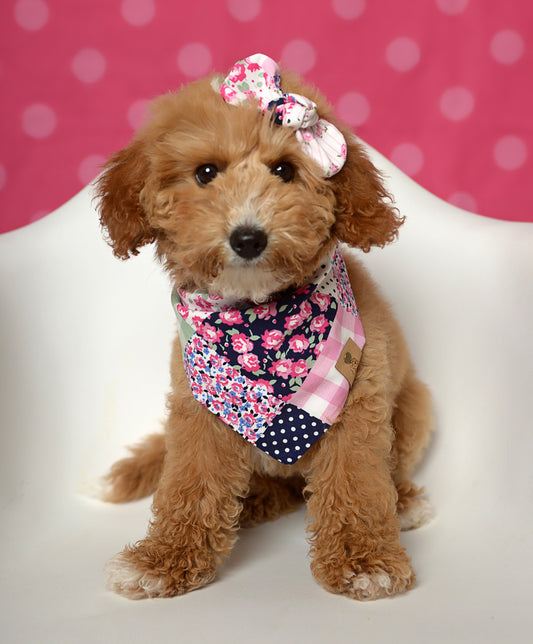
[229,226,268,260]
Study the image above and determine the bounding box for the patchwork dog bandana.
[220,53,347,178]
[172,246,365,465]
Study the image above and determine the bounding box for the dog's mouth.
[203,223,284,303]
[209,256,288,305]
[207,224,332,304]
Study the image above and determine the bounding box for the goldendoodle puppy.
[96,54,434,601]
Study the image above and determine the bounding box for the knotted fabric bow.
[220,54,347,178]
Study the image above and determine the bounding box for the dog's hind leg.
[391,368,435,530]
[102,432,304,524]
[100,433,166,503]
[239,473,305,527]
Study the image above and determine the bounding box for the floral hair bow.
[220,53,347,178]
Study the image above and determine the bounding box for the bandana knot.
[220,53,347,178]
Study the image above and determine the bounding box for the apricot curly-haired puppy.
[96,54,433,602]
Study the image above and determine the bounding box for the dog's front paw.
[104,545,217,600]
[312,549,415,601]
[105,551,164,600]
[343,565,414,601]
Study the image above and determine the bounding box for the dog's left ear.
[329,136,404,252]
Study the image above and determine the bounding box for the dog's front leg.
[304,400,414,601]
[105,404,252,600]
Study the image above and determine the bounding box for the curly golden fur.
[96,66,433,601]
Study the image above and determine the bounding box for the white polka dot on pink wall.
[490,30,525,65]
[14,0,49,31]
[386,37,421,72]
[440,87,475,121]
[128,99,150,130]
[448,191,478,213]
[121,0,156,27]
[336,92,371,127]
[0,164,6,191]
[30,209,51,225]
[281,40,316,75]
[331,0,366,20]
[493,136,528,171]
[227,0,262,22]
[71,49,107,84]
[78,155,107,186]
[22,103,57,139]
[390,143,424,177]
[177,43,213,78]
[435,0,469,15]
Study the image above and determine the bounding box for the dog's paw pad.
[104,551,164,600]
[399,497,435,531]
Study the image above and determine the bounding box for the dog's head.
[96,57,403,302]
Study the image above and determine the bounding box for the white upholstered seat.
[1,146,531,643]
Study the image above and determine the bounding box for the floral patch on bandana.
[183,335,284,445]
[172,245,365,465]
[177,283,337,399]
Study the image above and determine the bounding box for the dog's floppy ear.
[330,136,404,252]
[95,139,156,260]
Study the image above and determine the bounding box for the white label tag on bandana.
[335,338,362,386]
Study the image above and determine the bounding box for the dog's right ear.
[95,140,155,260]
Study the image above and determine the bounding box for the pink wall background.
[1,0,531,234]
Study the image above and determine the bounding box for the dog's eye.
[195,164,219,185]
[271,162,295,183]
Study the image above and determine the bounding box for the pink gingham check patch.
[289,305,365,424]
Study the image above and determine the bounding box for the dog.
[96,54,434,601]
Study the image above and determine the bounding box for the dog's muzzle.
[229,225,268,260]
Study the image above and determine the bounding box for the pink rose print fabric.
[172,245,365,465]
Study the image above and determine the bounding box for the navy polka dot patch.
[257,405,327,464]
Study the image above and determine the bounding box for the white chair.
[1,146,531,643]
